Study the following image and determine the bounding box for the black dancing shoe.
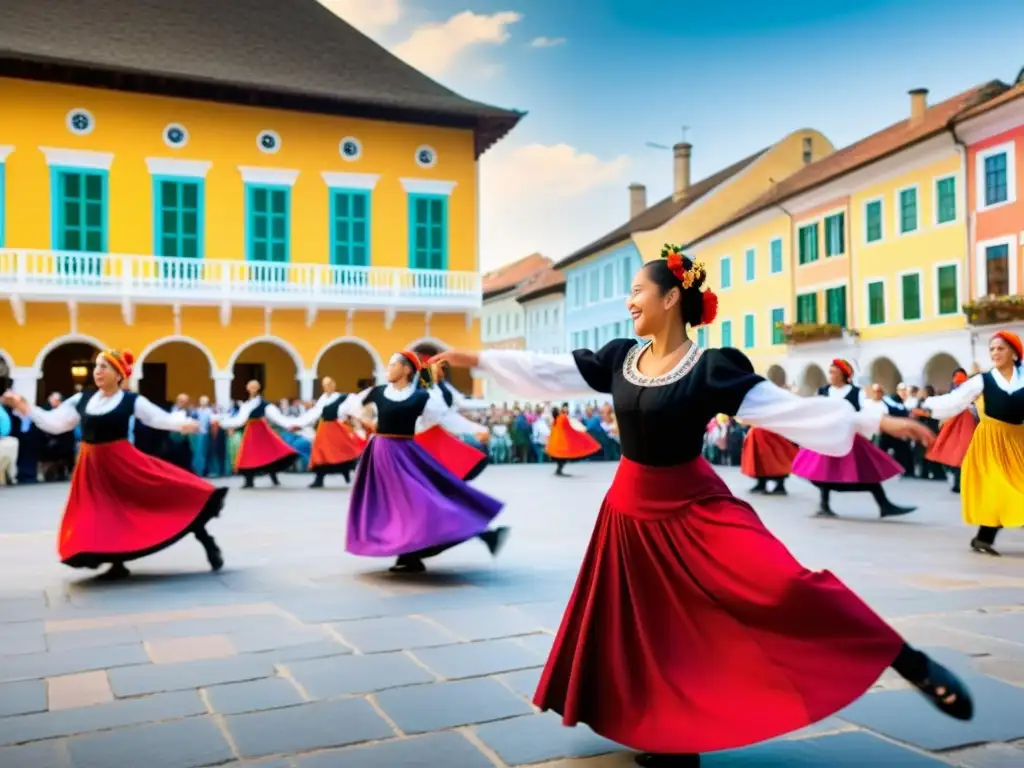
[910,657,974,720]
[96,563,131,581]
[635,753,701,767]
[879,503,916,518]
[389,558,426,574]
[970,538,1000,556]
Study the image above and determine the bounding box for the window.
[329,189,369,266]
[984,152,1008,206]
[798,223,818,264]
[867,280,885,325]
[581,330,590,348]
[825,285,847,327]
[154,178,203,259]
[573,275,583,308]
[802,136,813,164]
[744,248,755,281]
[603,263,614,299]
[770,308,785,344]
[898,187,918,234]
[865,199,883,243]
[696,327,708,348]
[936,176,956,224]
[53,169,108,252]
[901,272,922,321]
[743,313,755,348]
[622,257,633,293]
[721,320,733,348]
[720,256,732,289]
[769,238,783,274]
[408,194,446,269]
[246,185,289,262]
[824,213,845,257]
[796,292,817,324]
[984,243,1010,296]
[589,270,599,302]
[936,264,958,315]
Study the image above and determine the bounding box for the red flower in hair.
[700,289,718,326]
[666,251,686,281]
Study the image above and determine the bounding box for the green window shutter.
[825,213,845,256]
[330,189,370,266]
[771,308,784,344]
[744,248,755,281]
[247,184,290,262]
[697,327,707,347]
[984,153,1008,206]
[899,188,918,233]
[721,257,732,288]
[867,281,885,325]
[901,273,921,320]
[865,200,882,242]
[408,194,449,270]
[936,177,956,224]
[796,292,817,324]
[770,238,783,273]
[798,224,819,264]
[721,320,732,348]
[825,285,847,327]
[936,265,958,315]
[154,178,203,259]
[743,314,755,348]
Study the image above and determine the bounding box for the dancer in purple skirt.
[336,349,509,573]
[791,359,916,518]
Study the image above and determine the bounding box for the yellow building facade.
[0,0,522,405]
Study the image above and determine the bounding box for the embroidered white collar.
[623,341,703,387]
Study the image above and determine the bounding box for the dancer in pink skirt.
[791,359,916,518]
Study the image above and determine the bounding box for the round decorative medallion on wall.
[66,108,95,136]
[339,136,362,161]
[415,145,437,169]
[257,130,281,154]
[163,123,189,148]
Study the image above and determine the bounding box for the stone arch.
[34,334,107,404]
[228,336,303,403]
[407,337,472,393]
[799,363,827,396]
[922,352,962,393]
[313,338,382,394]
[868,356,902,394]
[133,336,218,404]
[32,333,108,370]
[765,364,787,387]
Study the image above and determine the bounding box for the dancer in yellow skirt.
[918,331,1024,556]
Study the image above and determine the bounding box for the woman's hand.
[180,419,201,435]
[429,349,480,369]
[1,390,29,414]
[880,415,935,446]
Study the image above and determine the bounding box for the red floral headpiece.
[831,358,854,380]
[397,350,422,372]
[661,244,718,326]
[951,370,969,387]
[102,349,135,380]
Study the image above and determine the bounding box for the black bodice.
[76,389,136,445]
[247,399,268,421]
[574,340,763,466]
[320,394,347,423]
[981,370,1024,425]
[361,385,430,436]
[817,384,861,411]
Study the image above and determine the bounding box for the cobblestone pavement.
[1,464,1023,767]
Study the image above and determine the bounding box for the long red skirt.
[60,441,226,569]
[310,421,366,474]
[740,427,799,478]
[926,411,976,468]
[235,419,299,475]
[415,425,488,481]
[547,415,601,461]
[534,456,902,754]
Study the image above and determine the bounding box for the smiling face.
[626,268,679,338]
[990,336,1018,368]
[92,354,120,390]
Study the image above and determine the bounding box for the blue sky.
[323,0,1024,271]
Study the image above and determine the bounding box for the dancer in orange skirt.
[2,349,226,580]
[291,376,368,488]
[741,426,799,495]
[920,369,978,494]
[546,403,601,476]
[217,380,299,488]
[414,361,491,481]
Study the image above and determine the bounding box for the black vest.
[982,370,1024,425]
[818,384,860,412]
[75,389,136,444]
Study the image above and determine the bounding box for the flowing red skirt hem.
[310,421,366,472]
[415,425,488,481]
[546,417,602,461]
[740,428,799,478]
[235,420,299,474]
[926,411,976,468]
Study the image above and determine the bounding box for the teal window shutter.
[408,194,448,269]
[154,177,204,258]
[330,189,370,266]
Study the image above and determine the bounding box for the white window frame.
[894,184,920,236]
[932,260,961,317]
[768,236,784,274]
[932,173,958,227]
[862,195,884,245]
[897,268,924,323]
[744,246,756,282]
[974,235,1019,297]
[864,277,887,326]
[743,312,756,349]
[769,305,786,345]
[975,141,1017,212]
[720,255,733,290]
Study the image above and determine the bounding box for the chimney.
[673,142,691,201]
[909,88,928,126]
[628,183,647,219]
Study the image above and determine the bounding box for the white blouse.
[921,368,1023,420]
[27,391,190,435]
[336,383,451,431]
[216,397,293,430]
[291,392,343,430]
[478,349,885,458]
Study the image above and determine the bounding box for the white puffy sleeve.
[736,381,882,457]
[438,409,485,437]
[262,403,293,429]
[416,386,452,430]
[133,396,190,431]
[291,395,327,429]
[478,340,638,399]
[920,375,984,421]
[26,394,83,435]
[338,388,373,420]
[217,401,254,429]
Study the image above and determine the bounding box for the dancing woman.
[921,368,979,494]
[546,403,601,476]
[1,350,226,580]
[217,380,299,488]
[918,332,1023,556]
[291,376,367,488]
[740,425,798,495]
[433,247,971,767]
[415,361,492,482]
[790,359,916,518]
[336,350,509,573]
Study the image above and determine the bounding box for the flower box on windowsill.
[780,322,845,343]
[962,295,1024,326]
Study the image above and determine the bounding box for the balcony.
[0,249,481,325]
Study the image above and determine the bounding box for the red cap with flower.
[660,244,718,326]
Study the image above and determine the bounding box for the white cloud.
[480,144,632,270]
[529,36,566,48]
[392,10,522,78]
[317,0,402,35]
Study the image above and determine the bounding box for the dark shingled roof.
[553,147,768,271]
[0,0,524,157]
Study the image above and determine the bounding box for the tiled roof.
[516,267,566,303]
[552,148,767,271]
[955,80,1024,121]
[688,81,1007,247]
[0,0,523,157]
[483,253,552,299]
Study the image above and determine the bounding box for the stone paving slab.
[374,677,534,733]
[292,731,493,768]
[65,715,234,768]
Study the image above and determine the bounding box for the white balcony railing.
[0,250,482,312]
